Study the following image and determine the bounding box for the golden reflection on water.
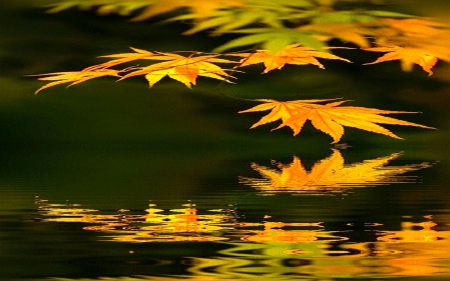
[239,150,433,194]
[34,150,443,280]
[36,197,450,280]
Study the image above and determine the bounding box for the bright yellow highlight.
[239,150,433,193]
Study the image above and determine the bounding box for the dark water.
[1,1,450,281]
[1,148,449,281]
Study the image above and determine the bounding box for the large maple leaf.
[239,99,434,143]
[232,43,350,73]
[239,150,433,193]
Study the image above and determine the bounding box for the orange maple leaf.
[364,46,439,75]
[381,18,448,38]
[33,49,237,90]
[131,0,244,21]
[84,47,156,71]
[33,69,120,94]
[239,99,434,143]
[232,44,350,73]
[120,52,237,87]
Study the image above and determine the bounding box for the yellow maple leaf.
[381,18,448,38]
[232,44,350,73]
[33,49,237,90]
[84,47,156,71]
[33,69,120,94]
[120,52,237,87]
[364,46,439,75]
[239,99,434,143]
[239,150,433,193]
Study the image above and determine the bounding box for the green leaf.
[262,37,293,53]
[365,10,415,18]
[182,12,232,34]
[214,33,279,52]
[214,29,326,52]
[45,2,81,13]
[313,11,376,23]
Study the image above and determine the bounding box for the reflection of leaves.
[241,221,335,243]
[239,150,433,193]
[34,198,450,279]
[37,199,235,242]
[44,276,245,281]
[239,99,434,143]
[376,219,450,277]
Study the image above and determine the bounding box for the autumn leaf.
[84,47,156,71]
[299,22,377,48]
[364,46,439,75]
[239,150,433,193]
[33,49,237,90]
[239,99,434,143]
[381,18,449,38]
[120,52,237,87]
[367,18,450,75]
[232,43,350,73]
[213,28,326,53]
[33,69,120,94]
[131,0,245,21]
[45,0,245,22]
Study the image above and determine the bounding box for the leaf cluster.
[44,0,415,52]
[33,0,444,143]
[44,0,450,73]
